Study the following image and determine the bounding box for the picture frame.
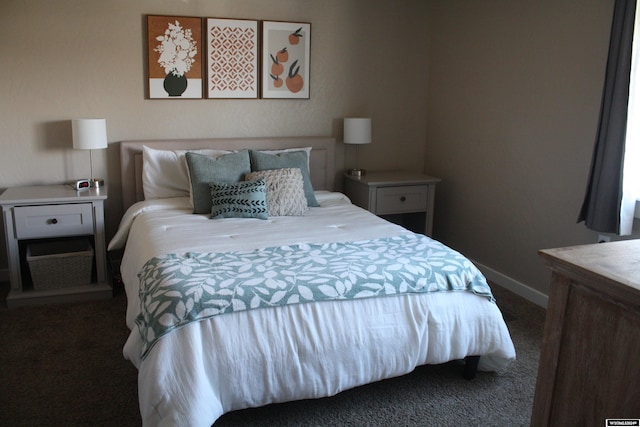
[147,15,203,99]
[206,18,259,99]
[261,21,311,99]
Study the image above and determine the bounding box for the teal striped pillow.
[209,180,268,220]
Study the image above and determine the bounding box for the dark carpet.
[0,283,544,426]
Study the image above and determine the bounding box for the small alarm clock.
[75,179,91,190]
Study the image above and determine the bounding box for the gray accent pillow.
[244,168,309,216]
[186,150,251,214]
[249,150,319,207]
[209,179,268,220]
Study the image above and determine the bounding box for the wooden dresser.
[531,240,640,426]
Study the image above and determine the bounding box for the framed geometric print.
[206,18,259,99]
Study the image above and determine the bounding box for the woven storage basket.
[26,239,93,290]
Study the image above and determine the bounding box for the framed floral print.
[147,15,203,99]
[206,18,259,99]
[261,21,311,99]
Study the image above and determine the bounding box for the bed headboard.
[120,136,336,211]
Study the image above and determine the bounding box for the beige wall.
[1,0,635,301]
[425,0,640,297]
[0,0,429,270]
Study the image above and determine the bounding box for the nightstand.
[0,184,110,307]
[344,171,441,236]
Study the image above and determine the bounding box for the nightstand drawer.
[375,185,428,215]
[13,203,94,239]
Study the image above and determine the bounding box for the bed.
[109,136,516,427]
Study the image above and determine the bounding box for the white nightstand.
[344,171,441,236]
[0,184,110,307]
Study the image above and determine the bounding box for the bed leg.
[463,355,480,380]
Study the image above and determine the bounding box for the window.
[622,0,640,230]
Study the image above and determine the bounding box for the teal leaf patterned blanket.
[135,233,494,359]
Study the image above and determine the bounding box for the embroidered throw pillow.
[245,168,309,216]
[209,179,268,220]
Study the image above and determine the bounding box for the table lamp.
[344,117,371,176]
[72,118,108,187]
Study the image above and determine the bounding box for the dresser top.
[0,184,107,205]
[540,240,640,294]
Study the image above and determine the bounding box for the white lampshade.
[71,118,108,187]
[72,119,108,150]
[343,118,372,145]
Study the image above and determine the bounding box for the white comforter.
[111,192,516,427]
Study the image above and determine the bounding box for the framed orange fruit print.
[147,15,203,99]
[261,21,311,99]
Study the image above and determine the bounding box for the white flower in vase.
[155,20,197,77]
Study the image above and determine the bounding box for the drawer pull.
[400,196,406,202]
[49,218,58,225]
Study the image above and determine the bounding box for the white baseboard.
[473,260,548,309]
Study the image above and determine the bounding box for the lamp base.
[90,178,105,188]
[348,168,366,177]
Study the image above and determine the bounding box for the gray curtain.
[578,0,637,233]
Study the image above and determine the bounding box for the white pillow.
[244,168,309,216]
[142,146,231,200]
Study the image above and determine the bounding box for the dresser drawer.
[13,203,94,239]
[375,185,428,215]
